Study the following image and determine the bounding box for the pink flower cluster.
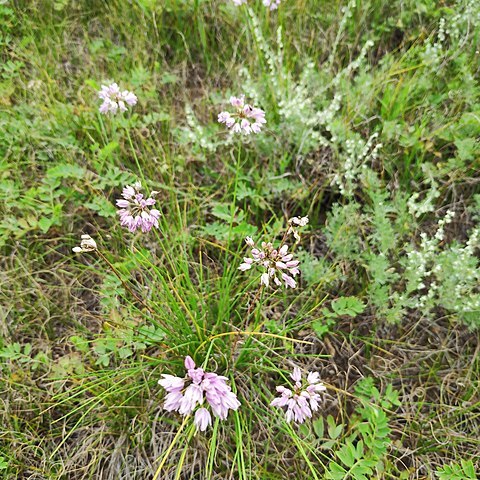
[263,0,281,9]
[158,356,241,431]
[232,0,281,9]
[271,367,326,423]
[98,82,137,114]
[218,95,266,135]
[239,237,300,288]
[116,183,160,233]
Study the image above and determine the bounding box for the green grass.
[1,0,479,478]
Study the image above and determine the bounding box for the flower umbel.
[263,0,281,9]
[116,182,160,233]
[287,215,309,242]
[72,234,97,253]
[271,367,326,424]
[158,356,240,432]
[232,0,280,8]
[98,82,137,115]
[218,95,266,135]
[239,238,300,288]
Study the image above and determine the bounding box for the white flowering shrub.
[400,215,480,324]
[331,132,382,197]
[324,168,480,327]
[236,5,376,155]
[423,0,480,65]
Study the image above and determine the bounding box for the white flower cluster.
[332,132,382,197]
[246,8,287,92]
[331,39,374,88]
[238,7,375,155]
[232,0,281,9]
[402,210,455,306]
[277,61,342,148]
[448,228,480,313]
[423,17,447,65]
[287,216,309,242]
[422,0,480,66]
[280,38,372,152]
[73,234,97,253]
[399,210,480,318]
[327,0,356,69]
[407,178,440,218]
[445,0,480,43]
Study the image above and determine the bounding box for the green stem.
[126,127,147,185]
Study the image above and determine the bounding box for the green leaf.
[98,141,119,160]
[23,343,32,356]
[236,181,256,201]
[201,221,231,241]
[436,460,477,480]
[337,442,355,468]
[70,336,90,353]
[313,417,324,438]
[455,138,477,161]
[461,460,476,478]
[160,72,179,85]
[312,320,333,338]
[85,78,100,90]
[84,196,116,218]
[117,347,133,359]
[327,415,343,439]
[231,222,257,238]
[137,325,166,343]
[210,203,241,222]
[141,112,171,126]
[355,440,364,459]
[331,296,365,317]
[325,461,347,480]
[38,216,53,233]
[298,424,310,437]
[95,353,110,367]
[0,344,17,359]
[46,163,85,179]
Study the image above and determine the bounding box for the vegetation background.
[0,0,479,478]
